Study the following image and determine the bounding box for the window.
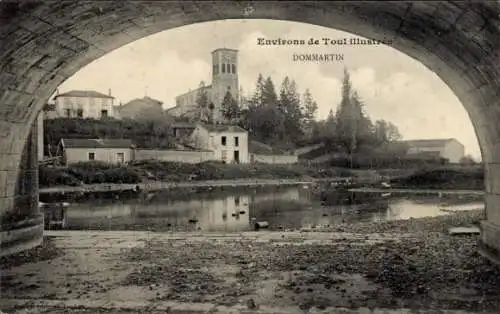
[221,136,226,146]
[234,136,239,147]
[227,85,231,90]
[221,150,227,163]
[222,63,225,73]
[65,109,71,117]
[213,64,218,75]
[101,110,108,118]
[76,108,83,117]
[88,152,95,161]
[234,196,240,206]
[232,64,236,73]
[116,152,125,164]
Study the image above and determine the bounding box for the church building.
[166,48,240,124]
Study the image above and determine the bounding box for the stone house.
[51,89,117,119]
[398,138,465,163]
[188,124,248,164]
[57,138,135,165]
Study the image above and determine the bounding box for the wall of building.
[211,49,239,123]
[443,140,466,163]
[55,96,116,119]
[64,148,133,165]
[250,154,298,164]
[134,149,214,163]
[210,131,249,164]
[407,146,442,155]
[174,86,212,117]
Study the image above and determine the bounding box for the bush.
[39,167,82,187]
[389,167,484,190]
[39,162,142,187]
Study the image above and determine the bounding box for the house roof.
[55,90,114,99]
[211,48,239,53]
[172,122,196,129]
[175,85,212,99]
[198,123,247,133]
[398,138,458,148]
[120,96,163,109]
[61,138,134,149]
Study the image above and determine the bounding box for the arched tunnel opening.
[1,1,500,312]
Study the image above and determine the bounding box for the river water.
[40,184,484,232]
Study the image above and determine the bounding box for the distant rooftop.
[55,90,114,99]
[211,48,239,53]
[175,85,212,99]
[399,138,460,148]
[171,122,196,128]
[61,138,134,149]
[120,96,163,108]
[198,123,247,133]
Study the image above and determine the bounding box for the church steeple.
[211,48,239,124]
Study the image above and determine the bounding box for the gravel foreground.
[1,210,500,313]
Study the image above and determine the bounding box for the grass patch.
[39,160,355,188]
[389,166,484,190]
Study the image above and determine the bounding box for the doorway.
[233,150,240,164]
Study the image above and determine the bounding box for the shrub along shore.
[38,160,484,192]
[38,160,353,188]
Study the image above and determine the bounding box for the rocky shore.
[1,210,499,313]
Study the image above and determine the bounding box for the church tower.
[211,48,239,124]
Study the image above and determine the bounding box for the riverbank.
[39,161,485,194]
[39,178,323,195]
[349,187,484,195]
[39,160,355,189]
[389,166,484,190]
[1,210,497,313]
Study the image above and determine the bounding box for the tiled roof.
[121,96,163,108]
[398,138,458,148]
[198,123,247,133]
[61,138,134,149]
[55,90,114,99]
[171,122,196,128]
[175,85,212,98]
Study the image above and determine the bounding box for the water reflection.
[41,185,484,232]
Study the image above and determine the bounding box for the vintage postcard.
[0,1,498,313]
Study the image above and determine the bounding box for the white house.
[58,138,135,165]
[189,123,249,164]
[52,90,117,119]
[399,138,465,163]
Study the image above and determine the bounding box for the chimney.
[108,88,111,96]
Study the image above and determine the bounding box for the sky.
[55,19,481,160]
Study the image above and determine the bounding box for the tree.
[239,75,286,143]
[279,77,303,142]
[248,74,266,107]
[459,155,476,165]
[374,119,402,143]
[195,81,210,122]
[220,91,240,122]
[262,76,279,106]
[301,88,318,138]
[334,68,374,155]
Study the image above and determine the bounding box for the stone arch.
[0,1,499,257]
